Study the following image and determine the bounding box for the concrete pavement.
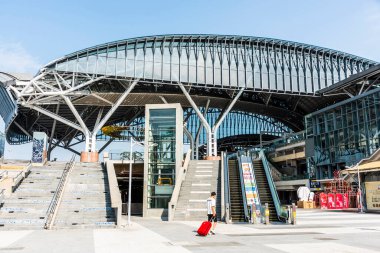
[0,209,379,253]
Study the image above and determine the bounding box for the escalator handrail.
[237,155,249,221]
[259,150,283,220]
[224,153,236,222]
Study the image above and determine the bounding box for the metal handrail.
[12,171,23,186]
[237,155,249,221]
[259,150,285,220]
[223,153,234,223]
[0,189,5,205]
[0,170,8,180]
[168,149,192,221]
[44,155,76,229]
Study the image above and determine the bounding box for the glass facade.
[185,109,291,144]
[49,35,375,95]
[306,87,380,178]
[147,109,176,208]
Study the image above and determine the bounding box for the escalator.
[228,159,246,222]
[253,159,278,221]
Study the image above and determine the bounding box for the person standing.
[206,192,217,235]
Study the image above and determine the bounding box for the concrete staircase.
[0,162,67,230]
[53,163,116,229]
[173,160,220,221]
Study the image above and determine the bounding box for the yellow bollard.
[292,203,297,225]
[251,204,257,224]
[265,203,270,225]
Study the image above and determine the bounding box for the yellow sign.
[365,181,380,211]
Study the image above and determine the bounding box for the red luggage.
[197,221,212,236]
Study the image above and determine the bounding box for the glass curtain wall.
[147,109,176,208]
[306,88,380,178]
[52,36,374,95]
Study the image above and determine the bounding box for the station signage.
[241,161,262,223]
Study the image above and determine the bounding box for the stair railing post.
[221,152,225,222]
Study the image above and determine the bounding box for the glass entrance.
[147,108,176,208]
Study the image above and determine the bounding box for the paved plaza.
[0,209,379,253]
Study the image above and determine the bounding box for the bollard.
[292,203,297,225]
[265,203,270,225]
[251,204,257,224]
[287,205,292,224]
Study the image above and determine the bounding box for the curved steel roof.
[2,34,379,147]
[44,34,377,95]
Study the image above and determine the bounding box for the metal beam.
[22,104,83,132]
[178,83,213,157]
[194,99,210,160]
[211,88,244,156]
[213,88,244,131]
[184,127,194,155]
[90,79,138,152]
[20,76,105,97]
[94,107,104,127]
[343,88,354,98]
[99,138,115,153]
[159,96,168,104]
[91,94,114,106]
[48,104,60,160]
[13,121,32,137]
[56,144,81,156]
[61,95,91,149]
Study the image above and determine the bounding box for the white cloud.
[0,42,41,74]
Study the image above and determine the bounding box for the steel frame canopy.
[0,34,378,158]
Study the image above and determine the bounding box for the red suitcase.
[197,221,212,236]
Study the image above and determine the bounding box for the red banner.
[327,193,335,209]
[335,193,343,209]
[320,193,328,209]
[343,193,349,209]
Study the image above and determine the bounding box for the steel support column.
[90,79,138,152]
[48,104,60,160]
[194,99,210,159]
[184,127,194,156]
[210,88,244,156]
[61,95,91,151]
[178,83,213,157]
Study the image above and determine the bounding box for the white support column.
[210,88,244,156]
[184,127,194,155]
[90,79,138,152]
[48,104,60,160]
[178,83,213,157]
[61,95,91,151]
[194,99,210,160]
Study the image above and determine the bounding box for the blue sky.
[1,0,379,74]
[0,0,379,160]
